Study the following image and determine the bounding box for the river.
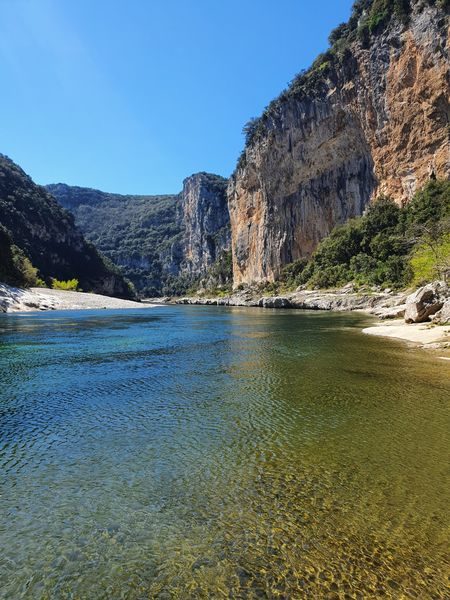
[0,306,448,598]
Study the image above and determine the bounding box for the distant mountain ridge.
[0,154,134,298]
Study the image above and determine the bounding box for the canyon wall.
[228,0,449,286]
[48,172,230,296]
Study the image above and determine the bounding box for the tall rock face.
[48,172,231,296]
[179,173,230,277]
[229,0,450,286]
[0,155,134,298]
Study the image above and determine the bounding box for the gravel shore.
[0,284,157,312]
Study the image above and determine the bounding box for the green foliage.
[12,249,40,287]
[207,250,233,289]
[410,234,450,286]
[242,118,264,146]
[282,180,449,290]
[51,278,79,291]
[405,178,450,227]
[0,224,39,287]
[47,183,183,297]
[354,0,411,35]
[328,22,349,46]
[279,258,309,289]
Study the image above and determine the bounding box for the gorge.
[47,172,231,297]
[1,1,449,598]
[45,0,449,296]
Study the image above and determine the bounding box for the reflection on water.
[0,306,449,598]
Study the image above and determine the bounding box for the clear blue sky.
[1,0,353,194]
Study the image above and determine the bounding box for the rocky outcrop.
[179,173,230,277]
[228,1,450,286]
[432,298,450,324]
[175,286,407,314]
[404,280,448,323]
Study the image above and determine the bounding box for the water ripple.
[0,307,449,598]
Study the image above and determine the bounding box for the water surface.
[0,306,449,598]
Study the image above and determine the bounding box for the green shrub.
[405,179,450,228]
[410,234,450,286]
[328,22,349,46]
[308,264,351,289]
[51,278,79,291]
[11,248,40,287]
[279,258,308,289]
[0,224,39,287]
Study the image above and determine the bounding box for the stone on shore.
[404,281,448,324]
[432,299,450,325]
[259,296,291,308]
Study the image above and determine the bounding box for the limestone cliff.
[179,173,230,278]
[229,0,450,286]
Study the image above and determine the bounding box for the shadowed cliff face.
[228,2,450,286]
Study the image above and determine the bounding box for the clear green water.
[0,306,449,599]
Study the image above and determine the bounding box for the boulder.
[404,281,448,324]
[372,304,407,320]
[259,296,291,308]
[340,282,355,294]
[432,299,450,325]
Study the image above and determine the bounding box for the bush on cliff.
[0,225,39,287]
[51,278,79,291]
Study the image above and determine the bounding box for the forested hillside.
[47,184,182,296]
[0,155,134,298]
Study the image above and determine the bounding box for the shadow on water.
[0,306,449,598]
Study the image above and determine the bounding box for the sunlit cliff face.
[228,3,450,286]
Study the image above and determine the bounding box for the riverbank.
[170,287,408,317]
[4,283,449,353]
[0,284,156,312]
[362,319,450,356]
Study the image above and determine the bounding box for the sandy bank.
[0,284,157,313]
[362,319,450,350]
